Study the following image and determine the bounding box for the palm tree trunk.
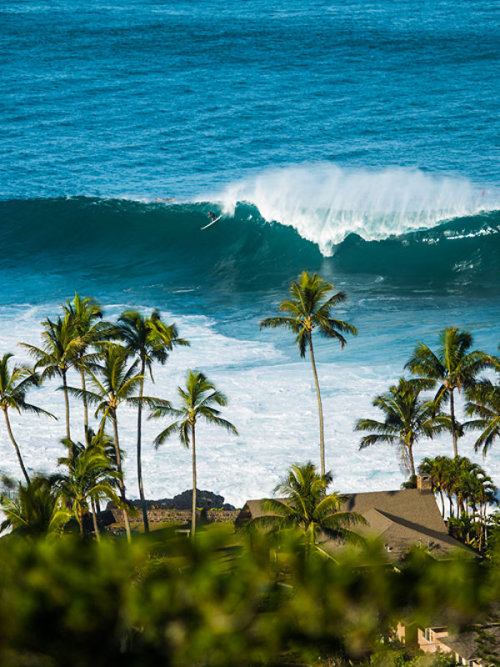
[62,368,71,443]
[91,498,101,541]
[450,389,458,457]
[137,359,149,533]
[77,507,84,536]
[408,442,416,479]
[112,412,131,542]
[3,409,31,484]
[80,365,89,446]
[191,422,197,538]
[439,490,445,517]
[308,334,325,477]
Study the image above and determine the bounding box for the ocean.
[0,0,499,506]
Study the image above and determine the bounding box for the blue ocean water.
[0,0,498,503]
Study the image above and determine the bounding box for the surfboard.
[201,215,222,230]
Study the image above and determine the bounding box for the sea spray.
[212,164,498,253]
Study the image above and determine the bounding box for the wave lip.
[213,163,499,254]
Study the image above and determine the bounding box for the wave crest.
[213,164,498,254]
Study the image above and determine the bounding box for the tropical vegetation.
[53,432,123,537]
[115,309,189,532]
[355,377,437,480]
[419,456,497,551]
[0,353,55,484]
[152,369,238,536]
[260,270,357,476]
[465,349,500,455]
[406,327,492,456]
[250,461,366,556]
[0,283,498,665]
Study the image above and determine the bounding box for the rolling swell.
[334,210,500,289]
[1,198,499,295]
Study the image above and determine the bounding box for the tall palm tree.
[260,271,357,477]
[20,314,83,442]
[66,344,156,541]
[62,292,110,442]
[0,353,55,484]
[115,309,189,532]
[0,475,70,538]
[250,462,366,556]
[406,327,491,456]
[54,436,123,538]
[152,370,238,537]
[465,350,500,455]
[355,378,437,480]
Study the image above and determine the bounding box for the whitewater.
[0,0,499,505]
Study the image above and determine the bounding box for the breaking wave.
[0,188,499,293]
[212,164,499,254]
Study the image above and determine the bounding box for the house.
[236,474,472,560]
[396,623,500,667]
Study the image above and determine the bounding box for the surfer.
[201,211,222,230]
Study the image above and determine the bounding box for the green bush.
[0,527,497,666]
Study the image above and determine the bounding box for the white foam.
[212,163,498,254]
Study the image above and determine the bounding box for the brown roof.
[441,626,500,662]
[237,488,472,560]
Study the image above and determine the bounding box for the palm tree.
[420,456,497,548]
[465,352,500,455]
[54,435,123,538]
[20,314,83,442]
[406,327,491,456]
[260,271,357,477]
[66,343,156,541]
[419,456,453,517]
[355,378,437,480]
[445,457,498,549]
[62,292,110,442]
[115,309,189,532]
[0,475,70,538]
[152,370,238,537]
[0,353,55,484]
[250,462,366,556]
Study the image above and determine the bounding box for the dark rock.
[96,509,117,526]
[172,489,225,510]
[108,489,236,512]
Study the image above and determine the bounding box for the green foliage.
[0,352,55,484]
[465,362,500,455]
[250,462,366,552]
[356,378,437,479]
[419,456,497,551]
[371,647,458,667]
[53,432,123,534]
[152,369,237,536]
[116,308,189,375]
[406,327,492,456]
[152,369,237,448]
[0,475,70,538]
[260,270,357,358]
[0,528,497,666]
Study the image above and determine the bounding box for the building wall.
[417,627,450,654]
